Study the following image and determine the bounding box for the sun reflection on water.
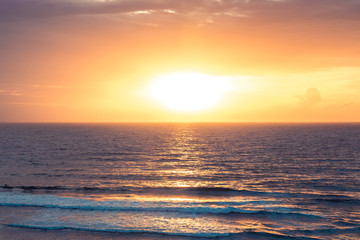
[154,124,210,188]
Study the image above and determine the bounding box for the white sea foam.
[0,192,296,215]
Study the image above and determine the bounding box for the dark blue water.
[0,123,359,239]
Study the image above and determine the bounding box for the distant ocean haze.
[0,123,359,239]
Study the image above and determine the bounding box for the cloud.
[0,90,22,96]
[1,0,360,23]
[0,0,205,22]
[341,102,353,108]
[0,0,159,21]
[297,88,322,108]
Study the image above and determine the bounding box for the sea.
[0,123,359,240]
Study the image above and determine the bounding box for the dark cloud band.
[1,0,360,22]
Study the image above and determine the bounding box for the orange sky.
[0,0,359,122]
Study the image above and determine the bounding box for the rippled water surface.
[0,123,359,239]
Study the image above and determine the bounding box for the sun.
[150,72,230,112]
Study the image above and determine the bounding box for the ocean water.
[0,123,359,240]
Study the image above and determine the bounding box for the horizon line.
[1,121,360,124]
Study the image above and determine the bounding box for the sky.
[0,0,359,122]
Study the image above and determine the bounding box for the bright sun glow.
[150,72,230,111]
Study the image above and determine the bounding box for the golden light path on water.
[53,124,290,236]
